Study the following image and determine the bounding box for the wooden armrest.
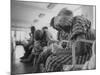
[72,39,95,67]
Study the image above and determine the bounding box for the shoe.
[20,55,29,59]
[20,58,33,63]
[20,56,25,59]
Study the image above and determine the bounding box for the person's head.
[42,26,48,32]
[34,30,43,41]
[50,8,73,32]
[30,26,35,34]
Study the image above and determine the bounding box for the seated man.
[20,26,35,60]
[21,40,43,63]
[20,30,43,63]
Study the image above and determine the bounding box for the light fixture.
[33,19,38,23]
[38,13,45,18]
[47,3,56,9]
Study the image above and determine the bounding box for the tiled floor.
[12,45,36,74]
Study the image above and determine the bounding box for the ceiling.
[11,0,83,30]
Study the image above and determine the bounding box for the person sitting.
[20,30,43,63]
[41,26,54,47]
[20,26,35,60]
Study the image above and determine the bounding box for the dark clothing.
[40,31,48,47]
[21,33,34,59]
[22,44,33,59]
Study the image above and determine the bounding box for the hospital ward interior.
[11,0,96,74]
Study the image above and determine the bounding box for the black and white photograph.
[11,0,96,74]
